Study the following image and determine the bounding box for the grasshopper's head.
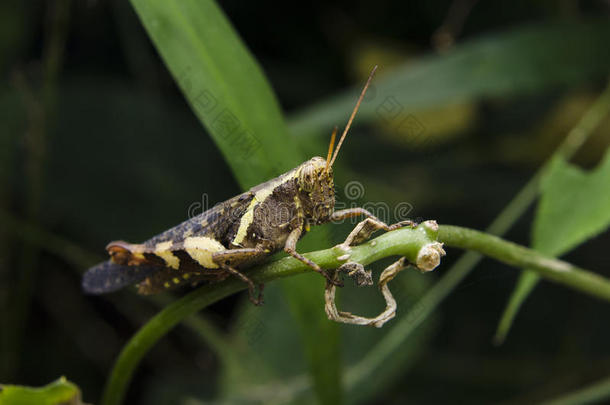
[297,156,335,224]
[297,65,378,225]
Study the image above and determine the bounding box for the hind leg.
[212,248,267,305]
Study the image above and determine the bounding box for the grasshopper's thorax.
[297,156,335,225]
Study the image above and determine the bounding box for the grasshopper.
[82,66,414,305]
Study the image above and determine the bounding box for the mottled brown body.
[83,157,338,301]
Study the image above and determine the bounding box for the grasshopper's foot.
[337,262,373,287]
[249,283,265,306]
[220,263,264,306]
[388,219,418,231]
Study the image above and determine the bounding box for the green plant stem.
[438,226,610,301]
[101,224,610,405]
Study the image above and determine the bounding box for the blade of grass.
[128,1,341,403]
[130,0,299,186]
[542,375,610,405]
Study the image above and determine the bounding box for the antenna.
[325,126,338,171]
[328,65,377,169]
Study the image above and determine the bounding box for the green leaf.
[129,1,341,403]
[0,377,83,405]
[289,18,610,137]
[533,152,610,254]
[496,147,610,343]
[130,0,300,188]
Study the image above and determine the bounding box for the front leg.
[284,225,343,287]
[331,208,416,249]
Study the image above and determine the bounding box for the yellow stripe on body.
[154,241,180,269]
[133,253,145,259]
[131,248,146,262]
[183,236,226,268]
[232,172,298,246]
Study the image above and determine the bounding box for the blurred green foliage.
[289,18,610,138]
[1,1,610,404]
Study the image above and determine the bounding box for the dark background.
[1,0,610,404]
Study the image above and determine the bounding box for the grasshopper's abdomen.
[82,261,159,294]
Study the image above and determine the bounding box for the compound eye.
[299,164,315,192]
